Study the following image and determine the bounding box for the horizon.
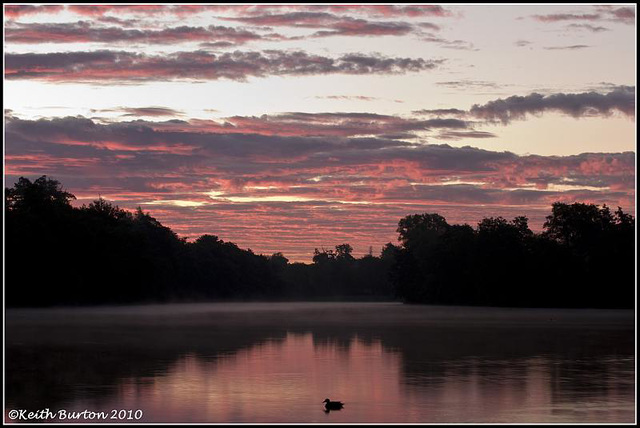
[4,4,636,263]
[7,174,633,264]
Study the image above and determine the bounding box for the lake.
[5,302,635,423]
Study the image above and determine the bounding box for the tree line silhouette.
[5,176,635,308]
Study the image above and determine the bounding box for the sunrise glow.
[4,4,635,262]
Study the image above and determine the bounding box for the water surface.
[5,302,635,423]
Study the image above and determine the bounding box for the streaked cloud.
[436,80,502,90]
[543,45,591,50]
[436,131,497,140]
[514,39,532,47]
[90,107,184,117]
[532,13,601,23]
[5,22,268,46]
[532,6,634,25]
[566,23,610,32]
[5,50,443,83]
[420,33,477,50]
[412,108,468,117]
[314,95,380,101]
[223,11,417,38]
[62,4,454,19]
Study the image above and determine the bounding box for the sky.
[4,4,636,262]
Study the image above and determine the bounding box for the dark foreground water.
[5,302,635,423]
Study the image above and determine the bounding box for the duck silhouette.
[323,398,344,412]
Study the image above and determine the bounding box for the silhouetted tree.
[6,176,75,214]
[541,202,635,307]
[82,197,131,220]
[335,243,355,261]
[268,252,289,268]
[312,248,336,264]
[397,213,449,251]
[543,202,614,248]
[380,243,401,262]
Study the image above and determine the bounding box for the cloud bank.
[468,87,635,123]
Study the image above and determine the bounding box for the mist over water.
[6,302,635,423]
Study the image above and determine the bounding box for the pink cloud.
[4,4,64,18]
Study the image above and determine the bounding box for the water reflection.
[104,333,404,423]
[6,303,635,423]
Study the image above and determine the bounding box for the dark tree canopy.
[397,213,449,250]
[5,176,393,306]
[391,203,634,308]
[5,176,635,309]
[6,176,75,213]
[544,202,613,246]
